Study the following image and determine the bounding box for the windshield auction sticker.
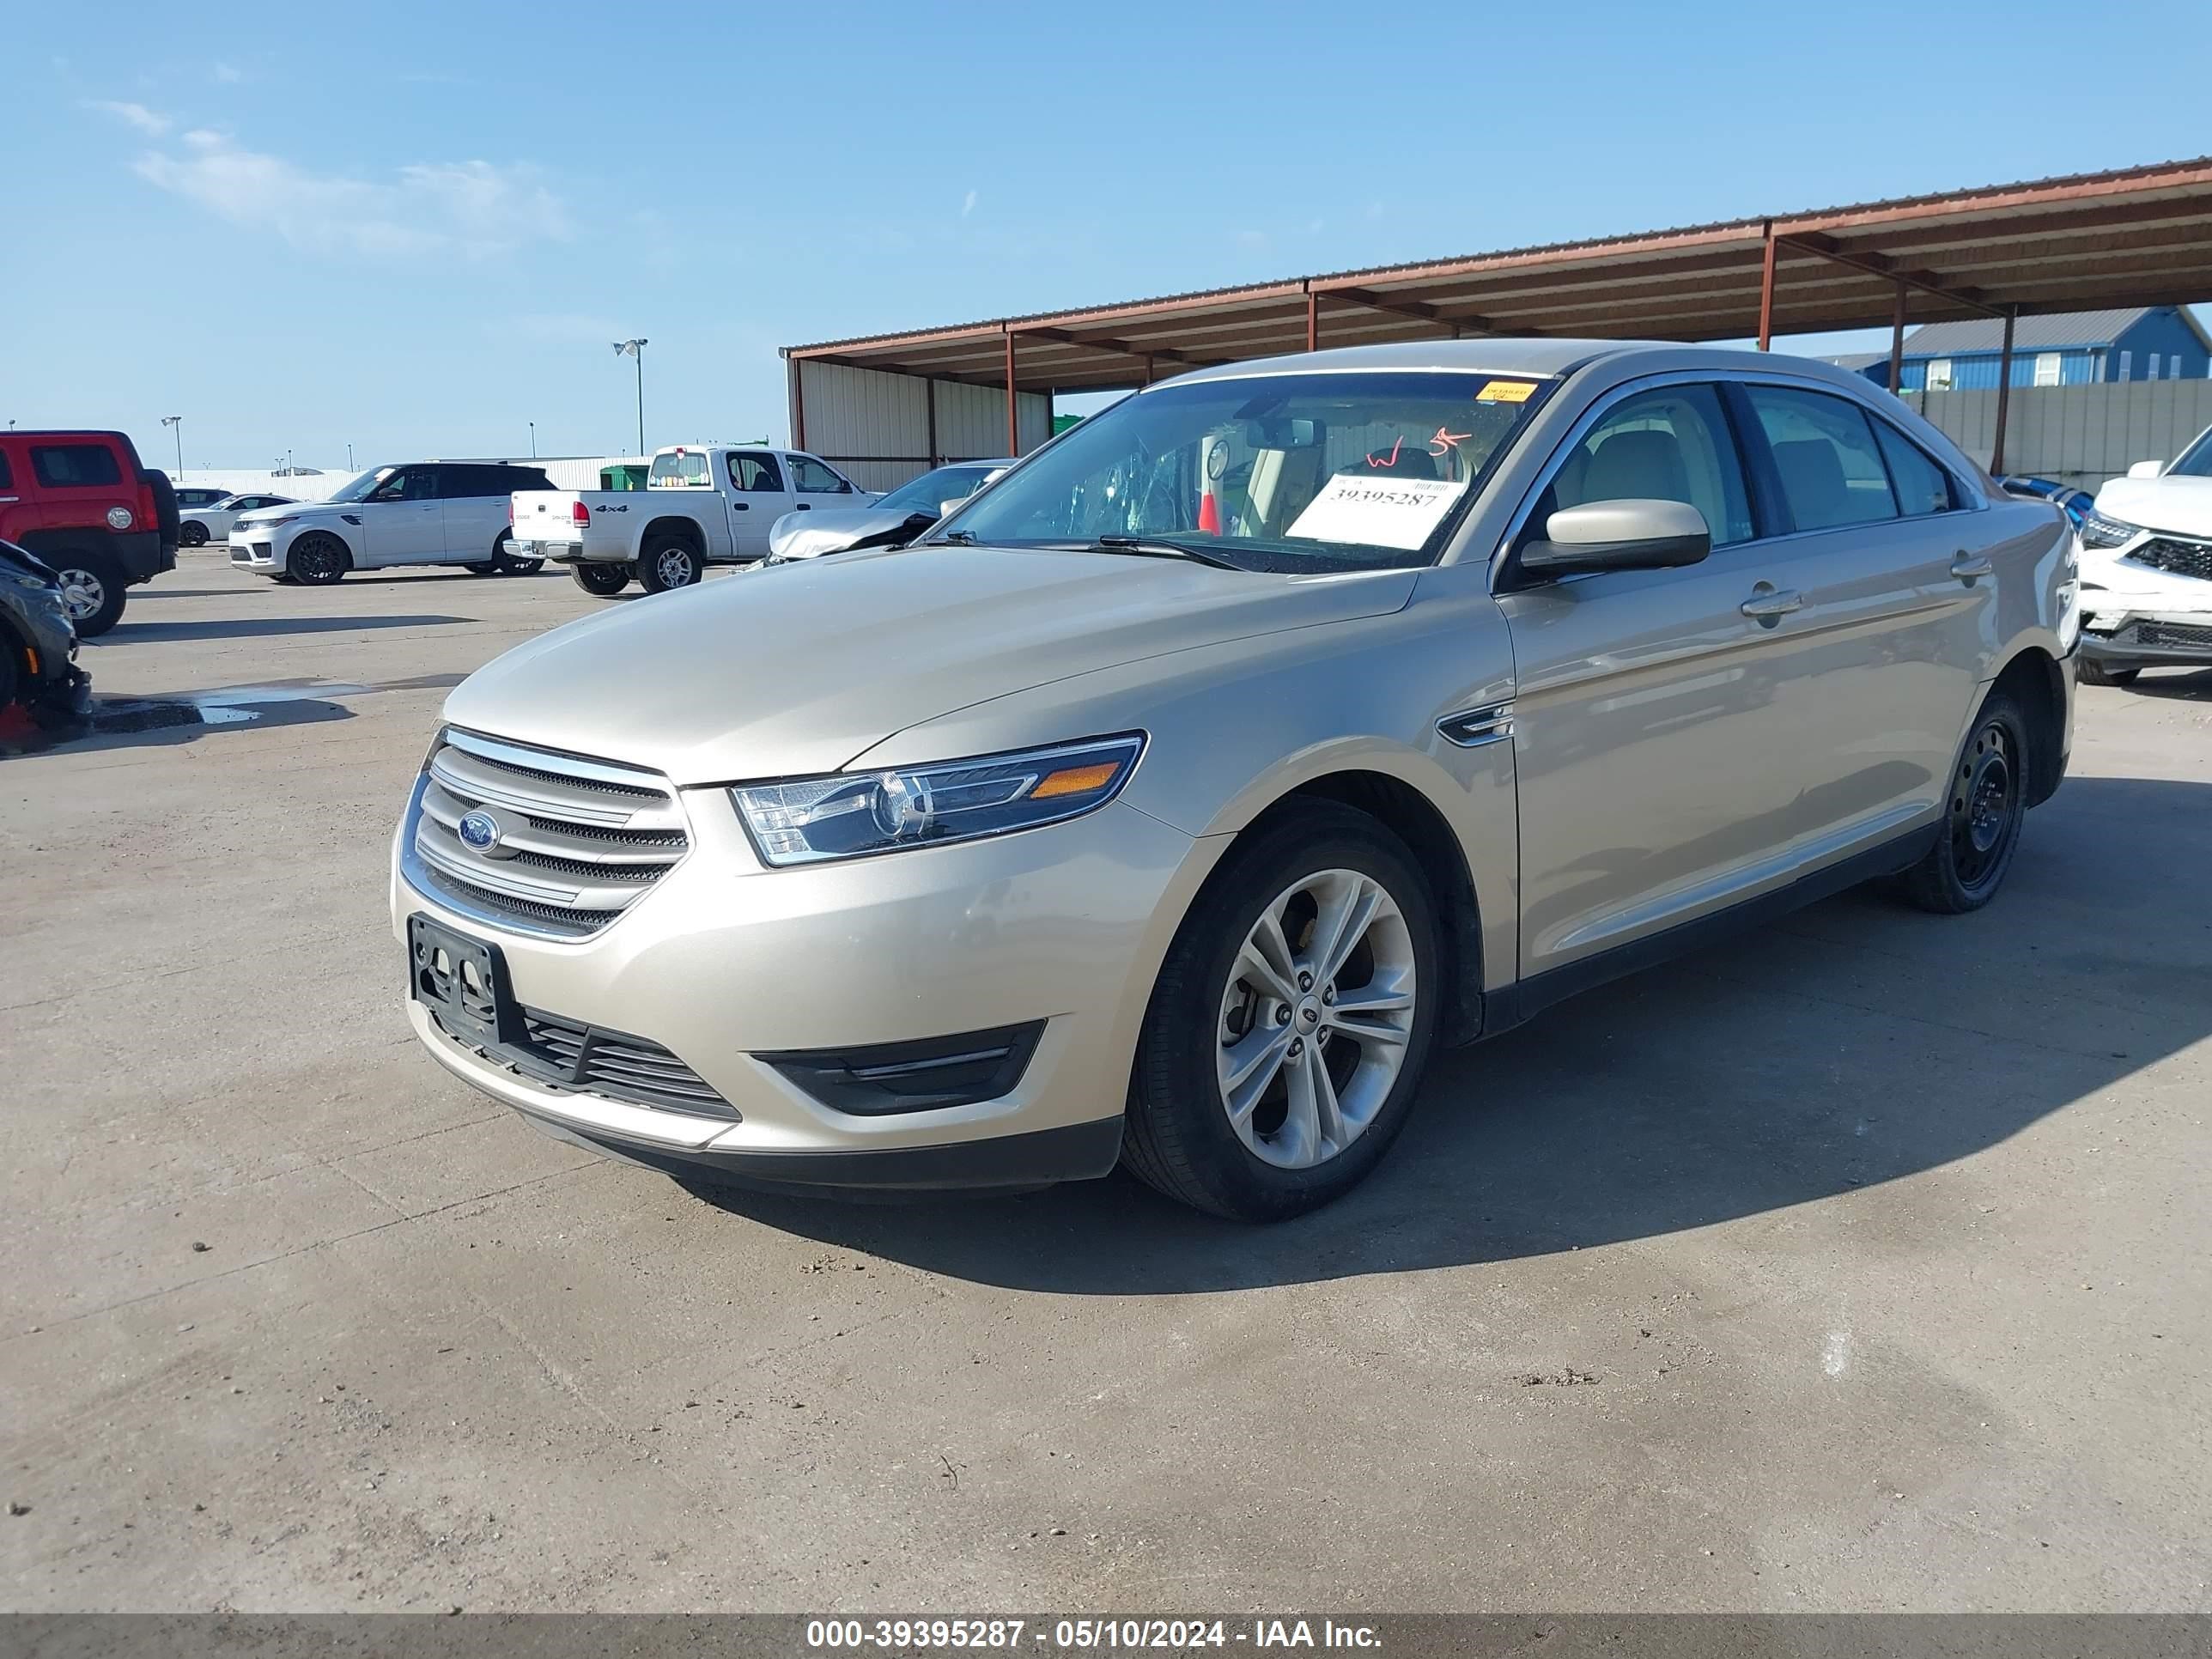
[1286,474,1468,550]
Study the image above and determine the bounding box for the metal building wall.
[790,360,1050,491]
[1901,380,2212,487]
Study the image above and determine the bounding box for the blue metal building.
[1845,306,2211,391]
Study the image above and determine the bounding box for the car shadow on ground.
[2126,668,2212,700]
[682,775,2212,1292]
[94,614,472,643]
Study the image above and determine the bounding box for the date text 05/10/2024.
[803,1619,1383,1650]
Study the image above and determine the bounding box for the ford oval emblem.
[458,810,501,854]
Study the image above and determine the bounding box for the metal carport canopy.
[782,155,2212,399]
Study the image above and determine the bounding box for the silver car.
[766,459,1015,564]
[392,340,2075,1221]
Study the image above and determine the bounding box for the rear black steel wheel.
[1900,690,2029,915]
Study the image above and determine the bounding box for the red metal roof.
[785,156,2212,393]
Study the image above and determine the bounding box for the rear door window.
[790,456,854,495]
[1536,383,1754,548]
[0,451,12,490]
[32,443,124,489]
[1871,422,1957,517]
[1742,386,1899,531]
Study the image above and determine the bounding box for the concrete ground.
[2,550,2209,1613]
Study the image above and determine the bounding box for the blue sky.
[9,0,2209,472]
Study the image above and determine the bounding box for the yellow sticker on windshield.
[1476,380,1536,403]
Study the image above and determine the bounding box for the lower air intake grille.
[428,1004,737,1120]
[2136,620,2212,650]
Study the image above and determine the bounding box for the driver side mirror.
[2127,459,2165,480]
[1520,499,1711,578]
[939,496,973,516]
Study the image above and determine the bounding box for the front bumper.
[228,524,301,573]
[392,783,1220,1191]
[2080,611,2212,670]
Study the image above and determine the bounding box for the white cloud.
[90,100,170,135]
[130,131,571,258]
[212,61,243,83]
[961,188,978,218]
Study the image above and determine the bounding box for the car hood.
[442,544,1418,784]
[769,506,932,561]
[2095,475,2212,538]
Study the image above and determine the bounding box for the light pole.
[161,415,184,480]
[612,338,648,455]
[528,421,537,459]
[346,443,355,471]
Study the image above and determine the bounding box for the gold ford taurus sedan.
[392,340,2076,1220]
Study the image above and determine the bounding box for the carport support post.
[1992,308,2017,475]
[1887,281,1907,393]
[925,377,939,468]
[1004,330,1018,455]
[1306,289,1319,354]
[1757,221,1776,350]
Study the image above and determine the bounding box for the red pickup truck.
[0,430,178,636]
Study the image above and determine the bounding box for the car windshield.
[935,370,1547,572]
[2171,427,2212,478]
[326,466,398,504]
[873,464,1000,516]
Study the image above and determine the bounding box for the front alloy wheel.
[1217,870,1417,1170]
[1124,802,1439,1221]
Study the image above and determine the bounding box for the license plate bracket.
[407,914,512,1049]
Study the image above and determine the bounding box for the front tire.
[637,536,703,593]
[53,551,128,637]
[288,532,352,586]
[1123,802,1440,1221]
[571,562,632,597]
[1899,690,2030,915]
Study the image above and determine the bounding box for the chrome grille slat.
[406,728,690,939]
[419,781,684,868]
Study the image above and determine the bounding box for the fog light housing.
[760,1022,1046,1115]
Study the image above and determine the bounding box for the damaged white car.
[2076,422,2212,685]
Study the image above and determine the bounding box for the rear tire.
[1899,690,2030,915]
[179,522,209,547]
[638,536,703,593]
[571,562,632,597]
[2076,658,2139,688]
[53,550,128,637]
[288,532,352,586]
[0,632,21,709]
[1122,802,1441,1221]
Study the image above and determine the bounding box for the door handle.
[1949,550,1993,581]
[795,502,811,511]
[732,501,749,510]
[1739,586,1802,622]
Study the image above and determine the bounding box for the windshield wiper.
[1084,535,1242,571]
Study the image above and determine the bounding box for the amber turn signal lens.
[1031,763,1119,799]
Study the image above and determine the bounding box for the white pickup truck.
[510,443,877,598]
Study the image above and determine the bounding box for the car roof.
[1161,337,1879,395]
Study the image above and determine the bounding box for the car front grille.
[2136,620,2212,650]
[2124,536,2212,583]
[407,727,689,939]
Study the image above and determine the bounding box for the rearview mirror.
[1520,499,1711,577]
[2127,459,2165,480]
[1243,416,1319,450]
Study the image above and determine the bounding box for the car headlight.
[2078,509,2143,550]
[731,733,1145,866]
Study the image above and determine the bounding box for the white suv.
[2077,422,2212,684]
[229,461,556,584]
